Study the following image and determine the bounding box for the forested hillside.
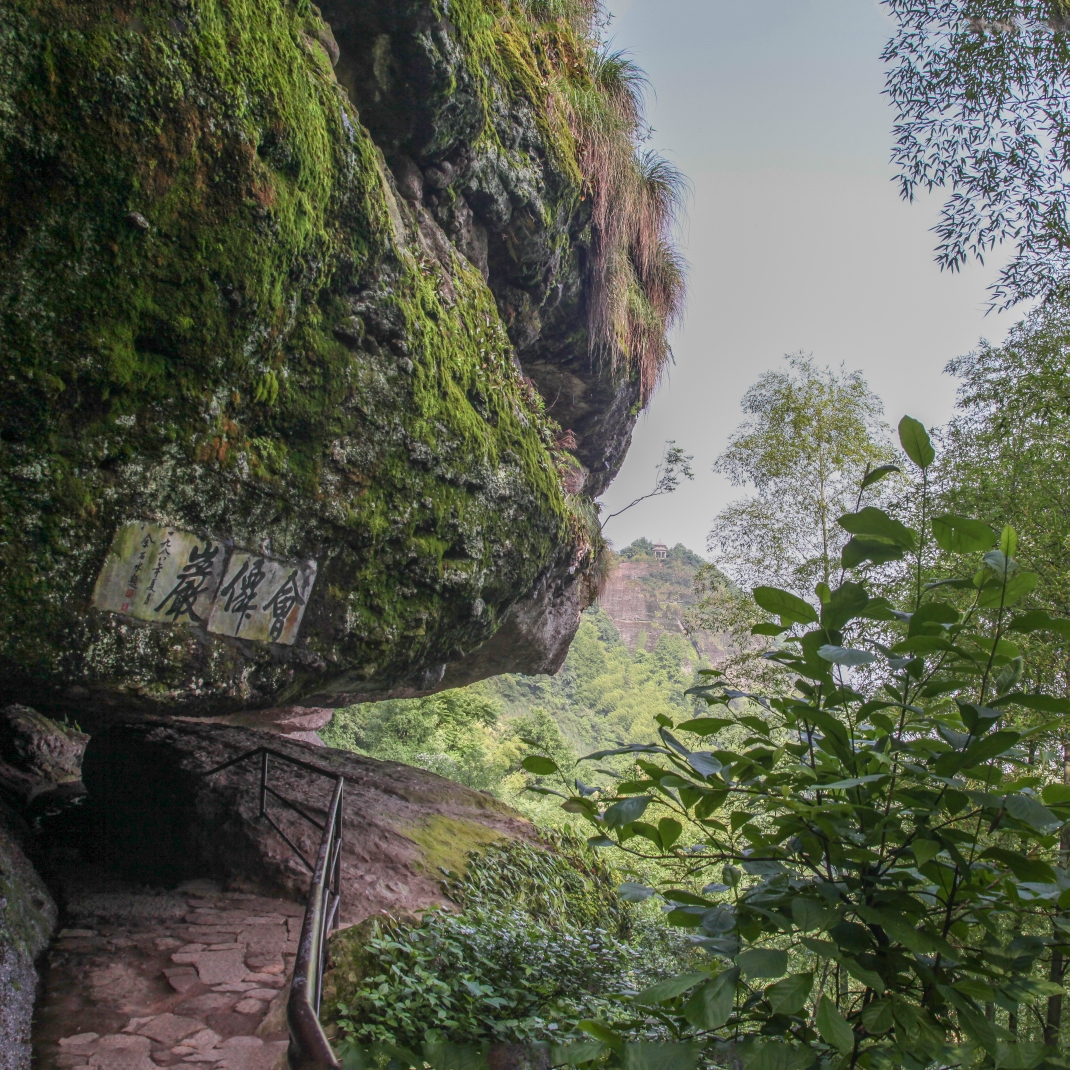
[322,543,716,804]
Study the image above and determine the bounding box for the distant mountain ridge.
[598,539,730,664]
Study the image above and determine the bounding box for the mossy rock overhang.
[0,0,638,722]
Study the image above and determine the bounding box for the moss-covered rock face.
[0,0,613,720]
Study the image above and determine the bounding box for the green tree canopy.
[941,302,1070,698]
[523,417,1070,1070]
[710,353,892,595]
[884,1,1070,306]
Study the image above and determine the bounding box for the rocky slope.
[597,541,730,662]
[0,0,681,723]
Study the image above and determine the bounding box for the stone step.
[34,877,298,1070]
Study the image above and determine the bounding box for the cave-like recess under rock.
[0,0,646,723]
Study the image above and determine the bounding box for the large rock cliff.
[0,0,682,723]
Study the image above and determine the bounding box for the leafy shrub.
[322,834,688,1066]
[523,416,1070,1069]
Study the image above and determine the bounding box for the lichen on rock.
[0,0,682,720]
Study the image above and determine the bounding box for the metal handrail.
[202,745,343,1070]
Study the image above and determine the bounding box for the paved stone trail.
[33,865,301,1070]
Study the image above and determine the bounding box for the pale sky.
[596,0,1025,558]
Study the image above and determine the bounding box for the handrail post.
[260,749,269,819]
[287,776,343,1070]
[200,743,343,1069]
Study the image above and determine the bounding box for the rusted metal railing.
[202,747,343,1069]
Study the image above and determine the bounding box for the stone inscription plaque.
[92,523,226,626]
[93,523,316,645]
[206,552,317,646]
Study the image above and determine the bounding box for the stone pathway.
[33,868,302,1070]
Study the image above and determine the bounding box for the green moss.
[398,814,506,877]
[446,0,586,189]
[0,0,587,712]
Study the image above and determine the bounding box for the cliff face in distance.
[0,0,682,723]
[596,539,731,664]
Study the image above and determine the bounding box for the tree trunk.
[1045,743,1070,1047]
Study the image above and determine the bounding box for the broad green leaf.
[954,979,995,1002]
[807,708,852,762]
[821,581,870,630]
[951,1001,1000,1056]
[855,906,956,960]
[686,751,723,779]
[861,463,900,489]
[993,692,1070,714]
[665,909,705,928]
[577,1021,624,1053]
[676,717,734,735]
[1004,793,1059,832]
[663,889,716,906]
[551,1041,607,1068]
[933,730,1019,776]
[911,839,941,867]
[580,744,665,761]
[683,969,738,1029]
[841,957,887,992]
[738,948,788,979]
[659,817,683,848]
[751,622,788,636]
[817,645,876,666]
[746,1044,808,1070]
[753,586,818,626]
[979,848,1057,884]
[957,702,1001,732]
[931,515,997,554]
[983,549,1014,576]
[629,821,665,848]
[891,635,963,655]
[617,882,656,902]
[861,999,894,1034]
[634,971,708,1005]
[899,415,935,468]
[622,1044,700,1070]
[841,536,907,569]
[995,1043,1045,1070]
[800,937,839,958]
[737,715,771,735]
[603,796,651,828]
[857,596,903,621]
[766,972,813,1015]
[1045,783,1070,805]
[1000,525,1018,559]
[521,755,558,775]
[908,600,960,636]
[977,570,1038,608]
[791,897,832,932]
[837,507,916,549]
[817,774,886,790]
[816,995,855,1052]
[963,633,1022,659]
[1006,610,1070,641]
[925,577,977,591]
